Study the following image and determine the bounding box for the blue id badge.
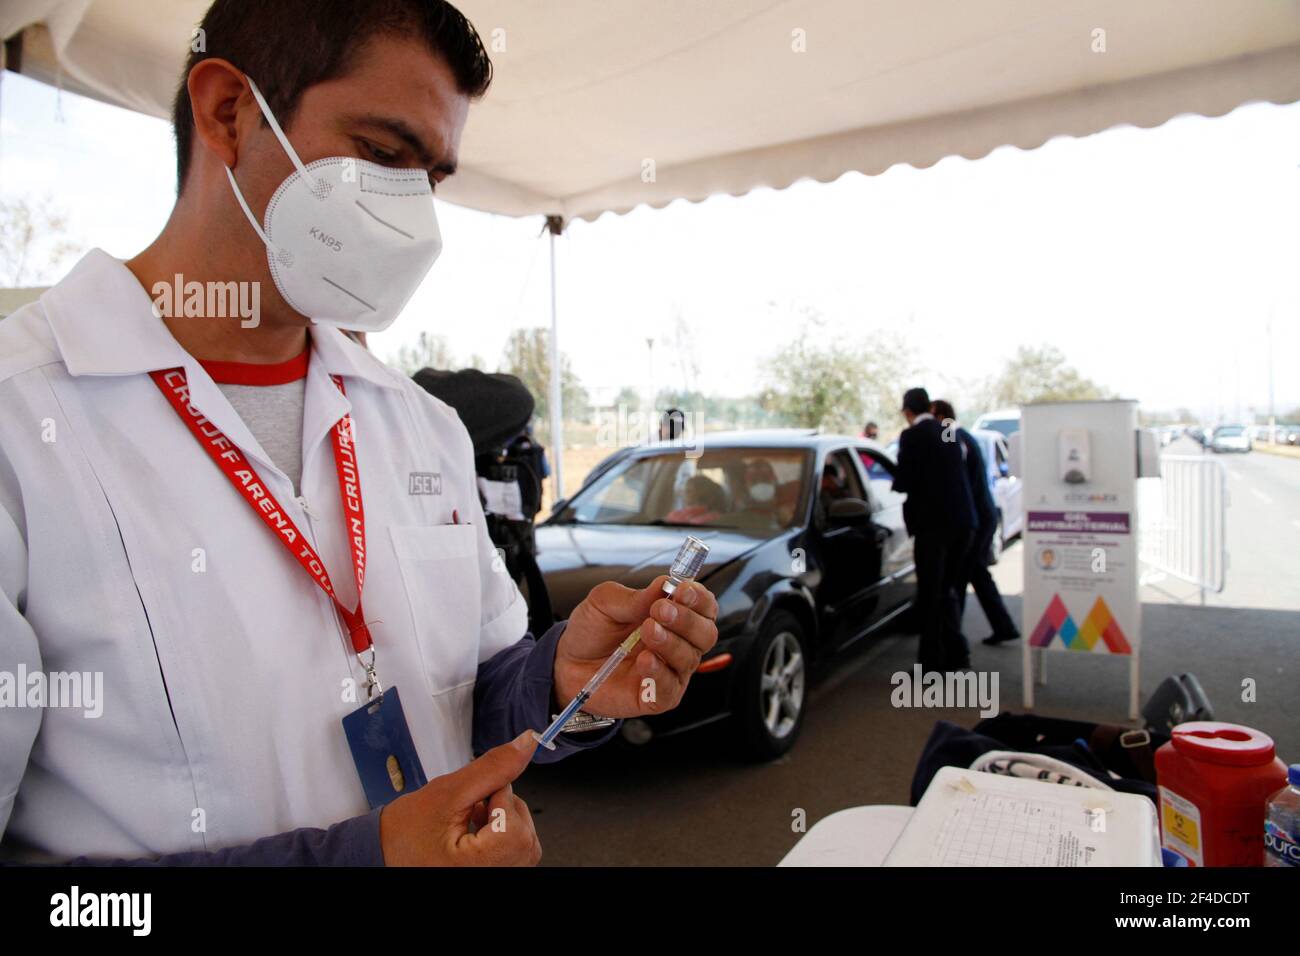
[341,686,428,809]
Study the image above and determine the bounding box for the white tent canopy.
[5,0,1300,223]
[5,0,1300,496]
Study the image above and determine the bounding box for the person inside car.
[820,460,847,499]
[665,474,727,526]
[736,458,782,527]
[818,457,863,524]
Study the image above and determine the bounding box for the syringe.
[532,535,711,750]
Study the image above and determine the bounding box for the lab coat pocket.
[389,523,483,695]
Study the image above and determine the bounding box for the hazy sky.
[3,70,1297,421]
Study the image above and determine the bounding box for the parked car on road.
[1210,424,1252,453]
[537,430,916,759]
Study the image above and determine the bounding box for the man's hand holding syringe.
[380,536,718,864]
[539,537,717,749]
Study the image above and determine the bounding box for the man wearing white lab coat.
[0,0,718,865]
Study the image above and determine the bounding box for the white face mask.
[225,78,442,332]
[749,482,775,503]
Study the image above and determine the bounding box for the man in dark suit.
[892,387,977,672]
[932,399,1020,646]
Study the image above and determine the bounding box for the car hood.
[534,523,769,618]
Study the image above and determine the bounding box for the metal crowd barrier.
[1138,454,1228,602]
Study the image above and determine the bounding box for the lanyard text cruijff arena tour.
[150,367,381,696]
[152,364,436,808]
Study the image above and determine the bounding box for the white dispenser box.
[1021,400,1141,718]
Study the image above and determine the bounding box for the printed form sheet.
[885,767,1160,867]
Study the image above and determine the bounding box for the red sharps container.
[1155,721,1288,866]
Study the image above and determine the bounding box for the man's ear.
[186,58,251,172]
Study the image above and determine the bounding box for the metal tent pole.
[545,215,565,502]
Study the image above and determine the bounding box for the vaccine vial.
[663,535,710,594]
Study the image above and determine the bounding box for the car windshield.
[556,447,811,531]
[1215,426,1244,436]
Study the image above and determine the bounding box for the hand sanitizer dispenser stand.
[1021,400,1142,719]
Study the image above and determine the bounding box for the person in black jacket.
[892,387,978,672]
[932,400,1020,646]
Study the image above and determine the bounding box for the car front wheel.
[735,611,807,760]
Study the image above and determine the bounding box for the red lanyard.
[150,367,374,661]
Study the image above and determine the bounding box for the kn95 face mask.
[224,77,442,332]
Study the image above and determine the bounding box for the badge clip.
[357,647,383,701]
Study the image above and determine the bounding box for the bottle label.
[1265,820,1300,866]
[1158,786,1204,867]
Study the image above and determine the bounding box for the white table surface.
[777,805,915,867]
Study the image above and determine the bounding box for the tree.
[500,328,588,427]
[0,196,80,287]
[974,344,1112,411]
[612,385,642,410]
[759,311,916,433]
[390,331,456,375]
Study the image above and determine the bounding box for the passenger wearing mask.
[744,459,779,507]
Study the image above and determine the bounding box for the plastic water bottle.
[1264,764,1300,867]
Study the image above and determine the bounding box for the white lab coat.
[0,250,528,861]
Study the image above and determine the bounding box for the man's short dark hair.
[172,0,493,192]
[931,399,956,421]
[901,387,931,415]
[661,408,686,440]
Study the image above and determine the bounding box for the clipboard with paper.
[884,766,1161,866]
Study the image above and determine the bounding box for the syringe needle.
[532,536,710,751]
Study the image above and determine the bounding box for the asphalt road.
[515,439,1299,866]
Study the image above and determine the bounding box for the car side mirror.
[998,460,1010,478]
[550,496,568,515]
[827,497,872,524]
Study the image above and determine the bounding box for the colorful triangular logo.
[1078,595,1133,654]
[1029,594,1074,647]
[1029,595,1132,654]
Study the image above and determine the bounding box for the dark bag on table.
[911,713,1169,807]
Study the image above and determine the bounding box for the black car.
[536,430,916,759]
